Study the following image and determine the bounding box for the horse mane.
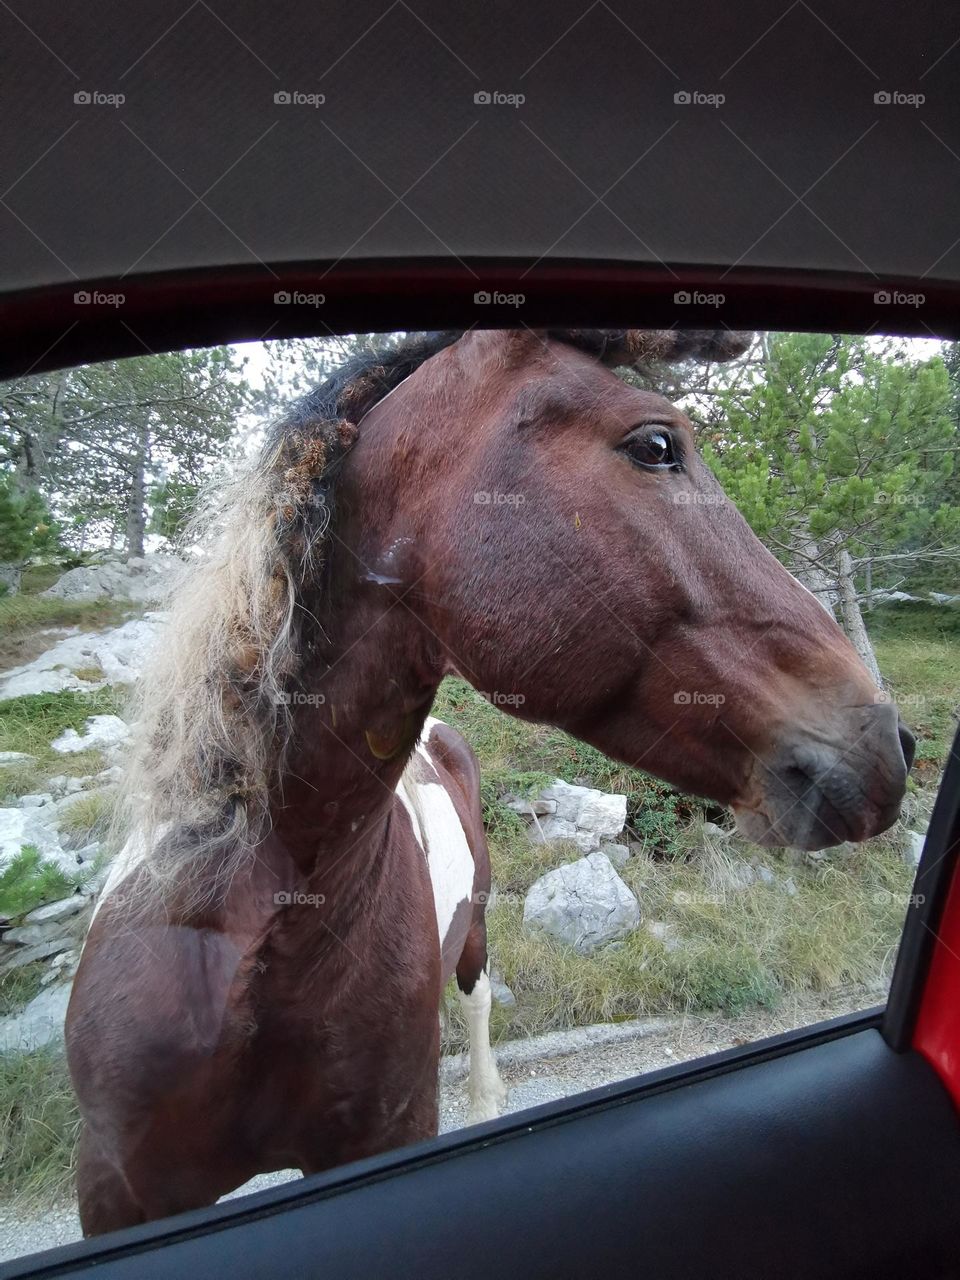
[123,327,751,904]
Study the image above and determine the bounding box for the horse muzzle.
[732,703,915,851]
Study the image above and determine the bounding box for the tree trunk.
[125,419,148,559]
[0,563,22,595]
[791,530,838,615]
[837,548,882,686]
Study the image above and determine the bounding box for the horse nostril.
[898,722,916,772]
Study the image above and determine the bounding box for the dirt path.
[0,988,879,1265]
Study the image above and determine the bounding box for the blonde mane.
[118,332,465,906]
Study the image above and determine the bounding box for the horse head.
[340,328,912,851]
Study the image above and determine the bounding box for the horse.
[66,328,915,1236]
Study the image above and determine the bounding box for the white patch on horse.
[396,721,474,949]
[87,827,154,929]
[457,968,508,1123]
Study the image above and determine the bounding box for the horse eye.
[624,427,678,470]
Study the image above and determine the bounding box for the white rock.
[0,936,74,973]
[713,858,757,893]
[0,805,79,875]
[0,616,164,699]
[51,715,129,755]
[489,971,517,1008]
[903,830,925,869]
[872,591,918,604]
[702,822,732,840]
[532,815,579,844]
[2,920,72,946]
[527,780,627,853]
[577,790,627,840]
[646,920,682,953]
[523,852,641,955]
[601,842,630,868]
[24,895,85,925]
[43,554,182,605]
[0,752,37,765]
[18,793,53,809]
[0,982,71,1053]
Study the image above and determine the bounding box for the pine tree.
[702,333,959,681]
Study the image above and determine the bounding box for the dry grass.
[0,1049,80,1207]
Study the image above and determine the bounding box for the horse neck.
[266,577,439,882]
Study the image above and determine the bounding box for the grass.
[868,604,960,778]
[0,593,138,669]
[18,564,68,595]
[0,594,135,639]
[0,846,79,920]
[456,835,914,1047]
[0,689,124,775]
[57,790,116,845]
[0,964,48,1018]
[0,1048,80,1207]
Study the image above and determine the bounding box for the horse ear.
[551,329,753,369]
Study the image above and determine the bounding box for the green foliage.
[0,477,57,566]
[147,476,201,544]
[704,334,959,588]
[0,846,75,919]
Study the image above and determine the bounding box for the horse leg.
[455,922,507,1124]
